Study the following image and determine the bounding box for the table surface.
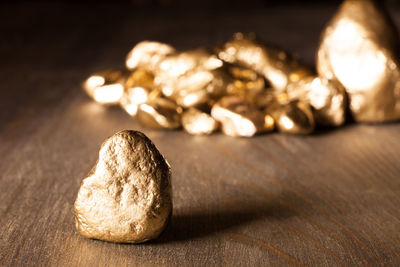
[1,2,400,266]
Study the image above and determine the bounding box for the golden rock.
[317,0,400,122]
[82,70,126,105]
[211,96,273,137]
[162,69,229,108]
[120,69,155,116]
[226,66,265,98]
[182,108,219,135]
[154,49,226,108]
[74,130,172,243]
[286,76,346,126]
[136,97,182,129]
[217,32,312,91]
[156,48,223,77]
[126,41,175,71]
[271,100,315,135]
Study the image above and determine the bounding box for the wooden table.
[1,3,400,266]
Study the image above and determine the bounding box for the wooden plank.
[0,3,399,266]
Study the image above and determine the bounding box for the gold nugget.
[155,49,226,107]
[126,41,175,71]
[74,130,172,243]
[271,100,315,135]
[317,0,400,122]
[82,70,126,105]
[226,66,265,98]
[218,33,312,91]
[136,97,182,129]
[120,69,155,116]
[182,108,219,135]
[211,96,273,137]
[161,69,228,108]
[286,76,346,126]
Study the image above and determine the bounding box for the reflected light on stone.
[182,108,219,135]
[280,116,294,130]
[86,76,105,90]
[120,87,149,116]
[93,84,124,104]
[126,41,175,70]
[329,20,386,91]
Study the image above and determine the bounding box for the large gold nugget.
[126,41,175,71]
[286,77,346,126]
[211,96,273,137]
[317,0,400,122]
[136,98,182,129]
[182,108,219,135]
[271,100,315,135]
[218,33,312,91]
[82,70,126,105]
[74,130,172,243]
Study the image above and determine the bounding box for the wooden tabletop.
[1,3,400,266]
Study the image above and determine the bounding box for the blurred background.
[0,0,399,111]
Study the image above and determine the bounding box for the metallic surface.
[217,32,312,91]
[126,41,175,71]
[271,100,315,135]
[286,76,346,126]
[74,130,172,243]
[82,70,126,105]
[136,97,182,129]
[226,66,265,98]
[155,49,226,108]
[211,96,273,137]
[182,108,219,135]
[317,0,400,122]
[120,69,155,116]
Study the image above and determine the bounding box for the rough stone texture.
[317,0,400,123]
[74,130,172,243]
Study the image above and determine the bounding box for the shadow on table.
[152,200,295,244]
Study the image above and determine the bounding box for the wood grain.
[1,3,400,266]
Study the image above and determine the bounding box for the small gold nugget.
[82,70,126,105]
[317,0,400,122]
[271,100,315,135]
[211,96,273,137]
[126,41,175,71]
[155,49,226,108]
[74,130,172,243]
[226,66,265,98]
[182,108,219,135]
[218,33,312,91]
[136,97,182,129]
[286,76,346,126]
[120,69,155,116]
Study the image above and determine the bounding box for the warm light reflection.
[120,87,149,116]
[93,84,124,104]
[86,76,105,90]
[280,116,294,130]
[211,106,257,137]
[182,108,218,135]
[126,41,175,70]
[329,20,386,91]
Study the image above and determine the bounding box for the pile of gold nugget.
[82,0,400,137]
